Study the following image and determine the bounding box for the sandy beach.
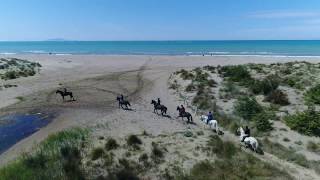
[1,55,320,179]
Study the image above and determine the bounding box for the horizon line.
[1,39,320,42]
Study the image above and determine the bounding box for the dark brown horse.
[56,90,75,101]
[176,106,193,123]
[117,96,131,109]
[151,100,167,116]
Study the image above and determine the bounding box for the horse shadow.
[122,107,134,111]
[162,114,172,119]
[65,99,76,102]
[186,121,197,125]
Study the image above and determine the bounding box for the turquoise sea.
[0,40,320,56]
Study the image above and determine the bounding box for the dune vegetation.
[170,61,320,178]
[0,58,41,80]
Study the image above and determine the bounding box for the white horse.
[200,115,219,132]
[237,127,259,153]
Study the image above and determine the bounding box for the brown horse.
[176,106,193,123]
[56,90,75,101]
[116,96,131,109]
[151,100,167,116]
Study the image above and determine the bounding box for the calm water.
[1,40,320,56]
[0,113,54,154]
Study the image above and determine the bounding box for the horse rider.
[64,88,68,94]
[242,126,251,142]
[120,94,124,102]
[207,111,214,124]
[157,98,161,106]
[180,105,185,116]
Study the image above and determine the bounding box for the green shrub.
[203,65,216,73]
[265,89,290,106]
[252,112,273,132]
[249,75,280,95]
[127,135,142,148]
[234,96,263,121]
[220,65,252,83]
[206,79,217,87]
[185,83,196,92]
[284,107,320,136]
[304,84,320,104]
[151,143,164,162]
[105,138,119,151]
[91,147,104,160]
[177,69,194,80]
[307,141,320,153]
[192,93,215,110]
[283,138,290,142]
[3,71,18,80]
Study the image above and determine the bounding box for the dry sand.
[1,55,320,178]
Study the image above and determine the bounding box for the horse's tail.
[190,114,193,122]
[128,101,131,106]
[254,140,259,152]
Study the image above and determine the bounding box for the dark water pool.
[0,113,54,154]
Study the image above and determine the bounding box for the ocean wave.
[24,50,48,54]
[0,52,17,55]
[54,53,72,56]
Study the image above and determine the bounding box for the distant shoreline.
[2,40,320,57]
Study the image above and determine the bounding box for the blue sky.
[1,0,320,40]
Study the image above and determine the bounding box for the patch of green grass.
[262,138,310,168]
[307,141,320,153]
[284,107,320,137]
[304,84,320,105]
[0,127,88,180]
[178,149,292,180]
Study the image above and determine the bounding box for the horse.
[200,115,219,133]
[116,96,131,109]
[151,100,167,116]
[56,90,75,101]
[176,106,193,123]
[236,127,259,153]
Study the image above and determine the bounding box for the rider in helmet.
[120,94,124,102]
[180,105,185,116]
[242,126,251,142]
[157,98,161,106]
[207,111,214,124]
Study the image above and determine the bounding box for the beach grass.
[0,127,89,180]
